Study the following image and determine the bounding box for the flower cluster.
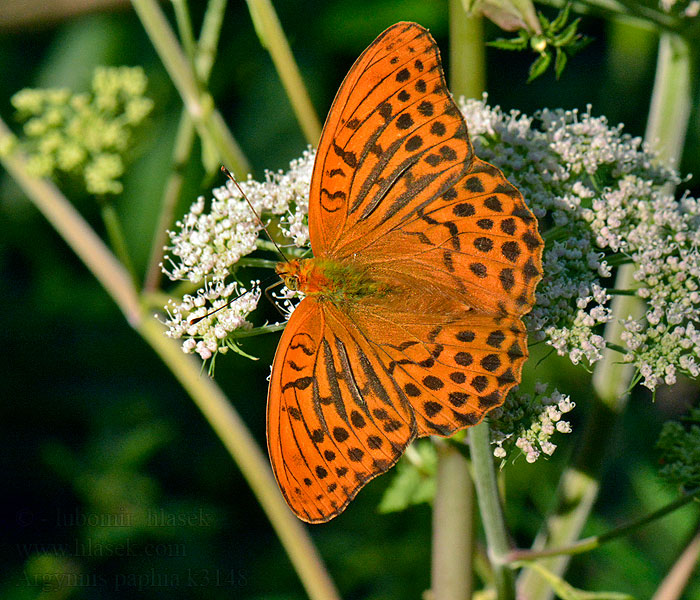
[489,383,575,463]
[163,280,261,360]
[657,406,700,491]
[7,66,153,195]
[460,97,698,390]
[161,150,314,358]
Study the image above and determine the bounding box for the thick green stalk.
[431,442,474,600]
[449,0,485,99]
[430,7,489,600]
[246,0,321,144]
[131,0,250,177]
[469,423,515,599]
[517,31,694,600]
[0,116,340,600]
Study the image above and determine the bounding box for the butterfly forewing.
[353,158,543,316]
[309,22,473,258]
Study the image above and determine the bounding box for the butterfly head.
[276,258,326,294]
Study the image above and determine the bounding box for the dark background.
[1,1,699,598]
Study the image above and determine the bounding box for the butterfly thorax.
[276,258,389,304]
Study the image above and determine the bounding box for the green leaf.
[488,36,529,51]
[550,2,571,32]
[513,561,636,600]
[527,50,552,83]
[537,11,550,30]
[378,441,437,513]
[225,339,259,361]
[555,47,568,79]
[553,18,582,47]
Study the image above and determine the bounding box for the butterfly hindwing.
[268,298,416,523]
[352,306,528,437]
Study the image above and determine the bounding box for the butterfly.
[268,22,543,523]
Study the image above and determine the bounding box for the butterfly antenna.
[221,166,290,264]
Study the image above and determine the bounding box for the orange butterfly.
[268,22,543,522]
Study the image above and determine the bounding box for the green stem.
[236,257,280,269]
[469,423,515,599]
[100,201,138,287]
[507,488,700,562]
[536,0,680,33]
[449,0,485,99]
[196,0,228,78]
[256,238,307,257]
[517,31,694,600]
[230,323,286,338]
[144,112,195,292]
[171,0,197,64]
[652,526,700,600]
[431,442,474,600]
[0,115,340,600]
[144,0,229,292]
[131,0,250,177]
[246,0,321,145]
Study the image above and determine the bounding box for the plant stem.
[516,30,694,600]
[652,527,700,600]
[449,0,485,99]
[131,0,250,177]
[101,200,138,287]
[469,423,515,599]
[196,0,228,78]
[507,488,700,562]
[536,0,680,33]
[431,442,474,600]
[0,115,341,600]
[144,0,229,292]
[644,33,694,169]
[171,0,197,64]
[143,112,195,292]
[246,0,321,144]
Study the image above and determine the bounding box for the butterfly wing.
[350,302,528,437]
[309,21,473,257]
[351,157,543,317]
[268,298,417,522]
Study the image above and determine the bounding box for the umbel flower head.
[163,98,699,457]
[6,66,153,195]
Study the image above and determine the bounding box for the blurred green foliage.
[1,1,699,599]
